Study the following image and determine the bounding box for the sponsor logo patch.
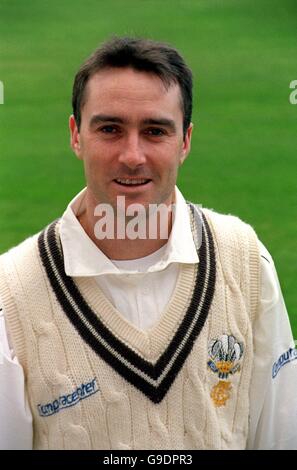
[272,347,297,379]
[38,377,99,417]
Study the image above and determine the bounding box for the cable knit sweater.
[0,206,260,449]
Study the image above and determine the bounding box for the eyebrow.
[89,114,176,132]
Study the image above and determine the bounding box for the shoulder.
[198,207,261,318]
[200,207,259,254]
[0,219,60,266]
[0,222,59,287]
[202,207,257,236]
[0,232,40,266]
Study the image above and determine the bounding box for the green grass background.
[0,0,296,333]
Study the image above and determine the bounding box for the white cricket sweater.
[0,206,260,449]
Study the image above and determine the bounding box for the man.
[0,37,296,450]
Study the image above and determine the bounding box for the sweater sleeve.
[247,241,297,449]
[0,299,33,450]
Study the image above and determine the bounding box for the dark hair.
[72,37,193,139]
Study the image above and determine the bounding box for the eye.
[146,128,166,137]
[99,125,118,134]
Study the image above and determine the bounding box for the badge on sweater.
[207,334,244,407]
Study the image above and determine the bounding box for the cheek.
[161,151,183,172]
[83,144,110,169]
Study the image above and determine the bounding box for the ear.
[69,115,83,159]
[179,123,193,165]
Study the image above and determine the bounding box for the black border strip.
[38,207,216,403]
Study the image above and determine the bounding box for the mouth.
[113,178,152,187]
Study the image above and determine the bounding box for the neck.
[77,192,174,260]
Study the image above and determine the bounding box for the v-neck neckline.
[76,263,196,361]
[38,204,216,403]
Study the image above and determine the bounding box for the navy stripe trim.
[38,206,216,403]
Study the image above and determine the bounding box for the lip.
[112,179,152,191]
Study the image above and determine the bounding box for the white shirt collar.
[60,186,199,277]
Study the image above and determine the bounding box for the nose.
[118,133,146,169]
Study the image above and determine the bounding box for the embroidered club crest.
[208,334,243,407]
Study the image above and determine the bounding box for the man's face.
[70,67,192,212]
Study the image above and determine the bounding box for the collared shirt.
[0,187,296,449]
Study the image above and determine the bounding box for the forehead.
[82,67,183,118]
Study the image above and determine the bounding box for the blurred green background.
[0,0,296,333]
